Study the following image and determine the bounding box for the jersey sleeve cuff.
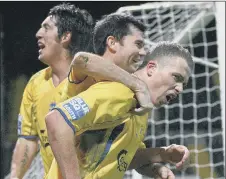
[18,135,38,139]
[52,107,76,134]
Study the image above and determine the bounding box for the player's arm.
[136,163,175,179]
[128,143,176,178]
[69,52,152,113]
[10,82,39,179]
[45,110,81,179]
[129,144,190,171]
[10,138,38,179]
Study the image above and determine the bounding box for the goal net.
[5,2,225,179]
[116,2,225,179]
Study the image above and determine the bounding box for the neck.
[50,53,72,86]
[102,52,116,63]
[134,69,154,108]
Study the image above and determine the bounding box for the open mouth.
[166,95,171,102]
[38,42,45,51]
[166,94,176,103]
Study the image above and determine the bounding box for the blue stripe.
[53,108,76,134]
[95,123,125,168]
[18,135,38,139]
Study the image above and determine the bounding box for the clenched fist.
[160,144,190,170]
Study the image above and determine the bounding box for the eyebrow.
[42,23,51,28]
[135,39,144,46]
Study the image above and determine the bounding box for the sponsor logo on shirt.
[63,97,89,120]
[117,149,128,172]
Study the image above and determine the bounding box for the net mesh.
[119,2,224,179]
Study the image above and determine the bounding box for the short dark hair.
[140,41,193,70]
[93,13,146,55]
[48,3,94,55]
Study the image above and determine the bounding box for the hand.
[131,75,153,115]
[152,163,175,179]
[160,144,190,170]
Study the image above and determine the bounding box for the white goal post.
[215,2,225,160]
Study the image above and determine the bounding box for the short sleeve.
[18,79,38,139]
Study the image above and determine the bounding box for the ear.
[146,60,158,76]
[61,32,72,47]
[106,36,118,53]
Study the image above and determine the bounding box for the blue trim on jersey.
[53,108,76,134]
[18,135,38,139]
[95,123,125,168]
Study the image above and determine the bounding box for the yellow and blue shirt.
[18,67,95,175]
[46,82,148,179]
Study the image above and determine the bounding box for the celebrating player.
[45,14,193,179]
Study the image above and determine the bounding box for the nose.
[175,83,183,94]
[139,47,147,56]
[36,28,42,39]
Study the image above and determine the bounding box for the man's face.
[148,57,191,107]
[36,15,63,65]
[114,25,146,73]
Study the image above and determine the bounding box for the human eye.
[173,74,180,82]
[135,41,144,49]
[42,24,50,31]
[173,73,187,87]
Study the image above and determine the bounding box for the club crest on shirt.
[63,97,90,120]
[117,149,128,172]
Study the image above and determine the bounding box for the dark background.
[0,1,146,80]
[0,1,146,177]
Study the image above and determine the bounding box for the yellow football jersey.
[18,67,95,175]
[46,82,149,179]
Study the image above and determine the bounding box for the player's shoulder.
[90,81,134,98]
[27,67,49,86]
